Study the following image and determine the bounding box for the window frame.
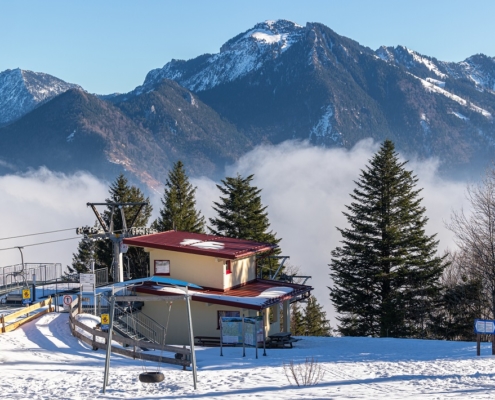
[154,260,170,276]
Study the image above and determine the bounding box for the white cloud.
[193,140,472,325]
[0,168,108,270]
[0,142,473,328]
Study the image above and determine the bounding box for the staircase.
[111,302,167,346]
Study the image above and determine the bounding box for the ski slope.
[0,312,494,399]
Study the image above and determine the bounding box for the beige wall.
[223,256,256,289]
[149,249,224,289]
[141,296,259,345]
[148,248,256,290]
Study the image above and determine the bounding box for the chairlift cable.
[0,227,79,241]
[0,236,80,251]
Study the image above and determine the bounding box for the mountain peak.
[140,20,306,93]
[0,68,82,126]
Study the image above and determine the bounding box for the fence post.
[78,294,82,315]
[1,314,4,333]
[477,334,481,356]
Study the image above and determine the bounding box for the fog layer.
[0,141,471,324]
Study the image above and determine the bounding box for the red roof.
[134,279,313,311]
[123,231,277,260]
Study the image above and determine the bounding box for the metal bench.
[194,336,221,346]
[5,294,24,305]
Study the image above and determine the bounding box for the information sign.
[474,319,495,334]
[22,289,31,299]
[80,273,95,293]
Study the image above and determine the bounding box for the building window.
[154,260,170,276]
[225,260,232,275]
[217,310,240,329]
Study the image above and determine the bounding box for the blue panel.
[149,276,202,289]
[109,276,202,290]
[474,319,495,334]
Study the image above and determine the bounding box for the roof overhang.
[134,279,312,311]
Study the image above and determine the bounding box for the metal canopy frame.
[102,279,199,393]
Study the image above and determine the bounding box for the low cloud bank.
[0,141,472,326]
[0,168,108,270]
[193,139,470,323]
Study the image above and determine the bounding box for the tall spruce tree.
[209,174,279,244]
[209,174,281,275]
[330,140,446,338]
[154,161,205,233]
[95,174,153,280]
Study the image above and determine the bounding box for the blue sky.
[1,0,494,94]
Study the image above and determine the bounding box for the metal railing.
[0,263,63,296]
[95,268,108,287]
[96,292,167,345]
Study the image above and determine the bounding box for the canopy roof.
[124,231,277,260]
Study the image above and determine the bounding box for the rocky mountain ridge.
[0,68,81,126]
[1,19,495,187]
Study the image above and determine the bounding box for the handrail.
[112,301,167,345]
[68,295,190,366]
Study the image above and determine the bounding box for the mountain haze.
[1,19,495,187]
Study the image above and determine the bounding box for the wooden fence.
[69,295,191,368]
[1,297,53,333]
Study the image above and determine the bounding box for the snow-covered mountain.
[377,45,495,93]
[139,20,306,93]
[0,68,82,126]
[129,19,495,177]
[2,19,495,187]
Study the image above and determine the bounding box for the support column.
[282,300,290,333]
[264,308,270,337]
[112,241,124,283]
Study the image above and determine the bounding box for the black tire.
[139,372,165,383]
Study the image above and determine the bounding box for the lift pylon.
[76,202,157,283]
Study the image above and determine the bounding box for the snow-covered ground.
[1,312,495,399]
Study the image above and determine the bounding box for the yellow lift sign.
[101,314,110,325]
[22,289,31,299]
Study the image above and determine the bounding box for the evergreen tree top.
[104,174,152,230]
[155,161,205,233]
[209,173,280,246]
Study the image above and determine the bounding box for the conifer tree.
[67,237,99,275]
[290,302,305,336]
[95,174,153,280]
[290,297,332,336]
[330,140,446,338]
[209,174,281,275]
[155,161,205,233]
[303,296,332,336]
[209,174,279,244]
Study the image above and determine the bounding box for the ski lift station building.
[123,231,313,345]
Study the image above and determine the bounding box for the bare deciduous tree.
[447,168,495,319]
